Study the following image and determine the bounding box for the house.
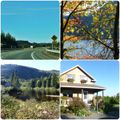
[60,65,105,105]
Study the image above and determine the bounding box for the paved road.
[1,47,59,59]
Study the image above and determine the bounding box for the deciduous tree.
[61,1,119,59]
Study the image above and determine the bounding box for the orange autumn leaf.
[63,35,84,42]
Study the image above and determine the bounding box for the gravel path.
[83,112,118,119]
[61,112,119,119]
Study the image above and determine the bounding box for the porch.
[61,82,105,110]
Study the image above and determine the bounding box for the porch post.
[96,92,98,112]
[81,89,83,101]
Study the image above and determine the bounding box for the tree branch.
[82,27,114,51]
[63,2,83,32]
[72,14,114,51]
[63,1,67,8]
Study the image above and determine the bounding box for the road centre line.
[31,51,36,60]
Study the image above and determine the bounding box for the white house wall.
[61,67,95,84]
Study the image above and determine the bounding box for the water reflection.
[8,88,59,101]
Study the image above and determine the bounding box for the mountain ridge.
[1,64,59,80]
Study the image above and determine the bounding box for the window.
[80,75,87,83]
[67,74,74,79]
[67,74,74,82]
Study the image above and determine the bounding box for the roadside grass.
[1,48,26,52]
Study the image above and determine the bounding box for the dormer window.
[67,74,74,82]
[80,75,88,84]
[81,79,87,84]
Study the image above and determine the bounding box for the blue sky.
[1,1,59,43]
[61,60,119,97]
[1,60,60,71]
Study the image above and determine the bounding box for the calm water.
[64,40,113,59]
[7,88,59,101]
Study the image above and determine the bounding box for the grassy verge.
[1,48,24,52]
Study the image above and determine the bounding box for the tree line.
[1,32,59,49]
[1,32,18,48]
[10,71,59,89]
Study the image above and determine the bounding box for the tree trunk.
[113,2,119,59]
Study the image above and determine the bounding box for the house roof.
[61,82,106,90]
[61,65,96,82]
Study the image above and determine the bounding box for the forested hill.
[1,64,59,80]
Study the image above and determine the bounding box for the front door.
[63,90,73,97]
[83,91,88,104]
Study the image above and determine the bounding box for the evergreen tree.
[48,75,51,87]
[11,71,20,89]
[37,78,42,87]
[1,32,18,48]
[31,80,36,88]
[1,32,6,44]
[43,77,47,88]
[52,73,59,88]
[42,78,44,88]
[46,77,49,88]
[50,75,54,87]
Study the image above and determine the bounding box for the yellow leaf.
[71,28,74,33]
[93,16,99,22]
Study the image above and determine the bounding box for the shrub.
[15,108,36,119]
[61,106,70,113]
[8,88,22,97]
[103,96,119,113]
[1,95,20,119]
[61,96,69,100]
[98,100,105,112]
[1,95,59,119]
[69,97,86,109]
[2,87,13,94]
[110,97,119,104]
[67,97,90,117]
[103,103,113,113]
[91,96,105,111]
[75,108,90,117]
[104,96,111,103]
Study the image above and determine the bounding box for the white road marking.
[46,49,60,53]
[31,51,36,60]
